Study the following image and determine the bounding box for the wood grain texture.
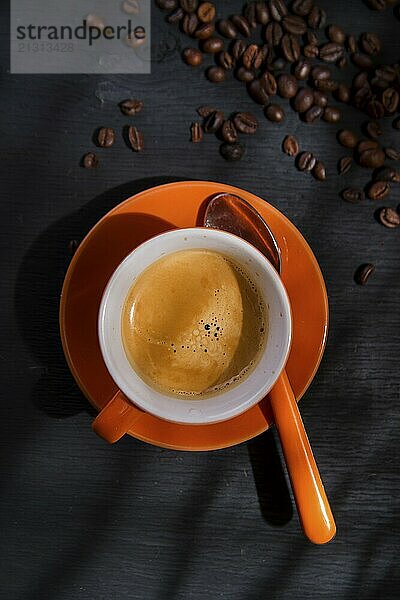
[0,1,399,599]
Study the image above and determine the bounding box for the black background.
[1,1,399,599]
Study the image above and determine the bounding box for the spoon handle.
[268,370,336,544]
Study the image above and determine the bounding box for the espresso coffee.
[121,249,267,399]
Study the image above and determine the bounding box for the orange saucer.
[60,181,328,451]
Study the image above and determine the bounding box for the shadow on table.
[15,173,293,534]
[247,428,293,526]
[14,176,187,421]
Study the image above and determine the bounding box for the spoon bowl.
[204,193,281,273]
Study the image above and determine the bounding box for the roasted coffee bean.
[292,0,313,16]
[347,34,357,54]
[282,134,299,156]
[356,63,374,88]
[236,66,256,82]
[367,181,391,200]
[351,53,373,70]
[385,147,400,161]
[360,32,381,55]
[306,30,319,45]
[327,25,346,44]
[366,99,385,119]
[338,129,358,149]
[254,47,267,69]
[127,29,146,47]
[206,66,226,82]
[374,167,400,183]
[232,39,247,60]
[255,1,270,24]
[392,116,400,129]
[277,73,298,98]
[377,73,397,90]
[119,98,144,116]
[265,21,283,45]
[334,83,351,103]
[243,44,261,69]
[365,0,386,10]
[307,6,326,29]
[68,239,79,255]
[217,18,238,38]
[248,78,270,104]
[244,2,257,28]
[197,105,216,118]
[190,122,203,142]
[354,264,374,286]
[281,34,300,62]
[303,45,319,58]
[265,103,285,122]
[204,110,224,132]
[97,127,115,148]
[375,65,397,84]
[353,71,369,90]
[220,142,245,161]
[336,56,348,69]
[317,42,341,64]
[313,90,328,108]
[358,139,379,153]
[197,2,216,23]
[372,76,391,90]
[323,106,341,123]
[352,82,371,102]
[354,87,373,111]
[365,120,382,138]
[157,0,178,9]
[167,8,185,23]
[297,151,316,171]
[342,188,365,203]
[183,47,203,66]
[338,156,353,175]
[217,51,234,69]
[195,22,215,38]
[311,65,332,81]
[358,147,385,168]
[234,112,258,134]
[313,161,326,181]
[319,42,344,63]
[378,207,400,228]
[231,15,252,37]
[182,12,198,35]
[293,87,314,112]
[180,0,198,12]
[269,0,288,21]
[382,88,399,113]
[260,70,278,95]
[221,120,238,143]
[202,37,224,53]
[314,79,338,92]
[128,126,144,151]
[293,58,311,80]
[304,105,323,123]
[82,152,98,168]
[270,57,287,71]
[282,15,307,35]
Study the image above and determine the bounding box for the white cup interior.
[98,228,292,424]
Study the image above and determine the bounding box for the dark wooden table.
[1,2,399,598]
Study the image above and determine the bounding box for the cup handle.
[92,390,143,443]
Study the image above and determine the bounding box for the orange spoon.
[204,193,336,544]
